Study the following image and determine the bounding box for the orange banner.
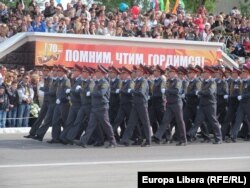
[35,41,222,69]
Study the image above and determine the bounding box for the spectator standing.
[7,81,19,127]
[17,74,34,127]
[0,85,9,128]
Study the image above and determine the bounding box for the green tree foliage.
[240,0,250,17]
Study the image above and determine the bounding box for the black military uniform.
[230,65,250,142]
[183,67,201,133]
[25,65,51,138]
[66,67,95,142]
[34,66,59,140]
[149,65,166,134]
[113,67,134,140]
[109,66,122,127]
[48,65,71,143]
[153,65,187,146]
[59,65,83,144]
[75,65,116,148]
[214,67,229,125]
[188,66,222,144]
[221,68,242,140]
[121,65,151,146]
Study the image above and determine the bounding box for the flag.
[180,0,185,9]
[155,0,159,11]
[164,0,170,12]
[159,0,165,11]
[172,0,179,14]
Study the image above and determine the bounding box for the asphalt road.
[0,133,249,188]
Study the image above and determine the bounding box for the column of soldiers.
[24,62,250,148]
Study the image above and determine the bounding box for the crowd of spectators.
[0,0,249,62]
[0,65,43,128]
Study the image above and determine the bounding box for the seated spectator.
[64,3,76,19]
[44,0,56,18]
[122,21,134,37]
[55,5,64,19]
[0,23,8,43]
[243,37,250,55]
[31,14,46,32]
[136,24,150,38]
[231,43,247,57]
[56,18,67,33]
[0,3,9,24]
[45,18,56,33]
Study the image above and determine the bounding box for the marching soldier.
[214,65,228,125]
[112,67,134,140]
[221,67,241,140]
[177,66,189,100]
[108,66,122,127]
[75,65,116,148]
[188,66,222,144]
[183,67,201,133]
[65,66,95,144]
[224,66,233,85]
[24,65,51,138]
[47,65,71,143]
[230,65,250,142]
[153,65,187,146]
[149,65,166,134]
[33,65,59,141]
[120,64,151,147]
[59,64,82,144]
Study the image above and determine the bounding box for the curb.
[0,127,52,134]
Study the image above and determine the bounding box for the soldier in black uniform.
[230,65,250,142]
[221,67,241,140]
[33,65,59,141]
[47,65,71,143]
[108,66,122,127]
[75,65,116,148]
[214,66,229,125]
[59,64,82,144]
[183,67,201,134]
[120,64,151,147]
[112,67,134,141]
[24,65,51,138]
[153,65,187,146]
[149,65,166,134]
[177,66,189,101]
[224,66,233,85]
[65,66,95,143]
[188,66,222,144]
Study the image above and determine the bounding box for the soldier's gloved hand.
[181,94,185,98]
[65,89,71,94]
[115,89,120,93]
[76,85,82,91]
[224,95,229,99]
[86,91,91,96]
[56,99,60,104]
[195,91,199,95]
[161,88,166,94]
[128,89,132,93]
[237,95,242,101]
